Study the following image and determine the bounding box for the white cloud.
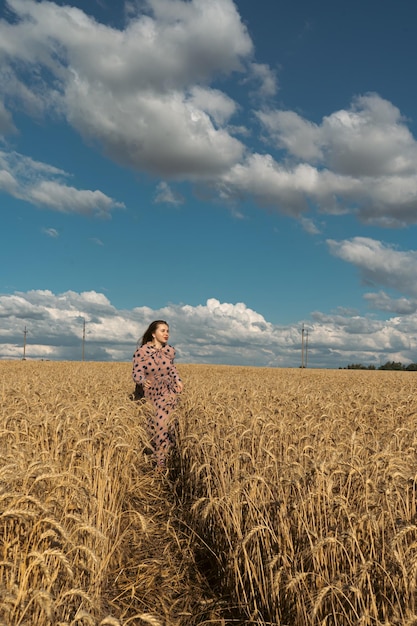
[252,94,417,226]
[154,181,184,206]
[364,291,417,315]
[256,109,322,160]
[299,216,321,235]
[90,237,104,246]
[1,2,417,231]
[0,0,251,179]
[0,167,18,194]
[322,95,417,177]
[248,62,278,98]
[217,155,327,216]
[1,290,417,368]
[42,227,59,237]
[30,180,124,216]
[65,80,245,179]
[309,309,415,366]
[0,150,124,215]
[259,94,417,177]
[188,86,237,126]
[0,150,66,181]
[327,237,417,298]
[0,98,16,133]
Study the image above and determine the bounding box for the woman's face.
[153,323,169,345]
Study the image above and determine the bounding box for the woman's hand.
[176,381,184,393]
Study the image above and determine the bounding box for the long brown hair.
[140,320,168,346]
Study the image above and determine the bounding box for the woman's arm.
[132,347,149,384]
[170,348,184,392]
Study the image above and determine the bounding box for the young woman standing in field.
[132,320,183,469]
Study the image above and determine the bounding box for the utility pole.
[305,329,309,368]
[82,318,85,362]
[301,324,305,368]
[23,326,27,360]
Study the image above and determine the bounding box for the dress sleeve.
[132,346,149,384]
[173,360,182,383]
[166,345,182,383]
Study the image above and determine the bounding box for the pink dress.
[132,342,182,467]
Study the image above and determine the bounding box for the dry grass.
[1,361,417,625]
[0,361,216,626]
[178,365,417,625]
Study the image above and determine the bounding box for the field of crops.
[1,361,417,625]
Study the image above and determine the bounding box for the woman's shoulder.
[163,344,176,358]
[134,342,154,357]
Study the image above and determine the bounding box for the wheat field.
[1,361,417,625]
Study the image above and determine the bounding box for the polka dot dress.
[132,342,182,467]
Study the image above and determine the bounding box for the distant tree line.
[341,361,417,371]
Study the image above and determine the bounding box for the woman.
[132,320,183,469]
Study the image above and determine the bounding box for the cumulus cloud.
[257,109,322,161]
[1,1,417,230]
[327,237,417,298]
[309,308,415,366]
[364,291,417,315]
[0,0,251,179]
[247,62,278,98]
[252,94,417,226]
[1,290,417,368]
[188,85,237,126]
[217,155,327,217]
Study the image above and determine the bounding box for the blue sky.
[1,0,417,368]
